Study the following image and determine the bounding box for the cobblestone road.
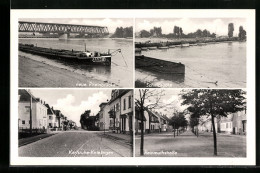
[19,131,132,157]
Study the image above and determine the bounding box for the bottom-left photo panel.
[18,89,134,157]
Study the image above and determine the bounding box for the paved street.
[135,130,246,157]
[19,130,132,157]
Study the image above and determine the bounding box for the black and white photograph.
[135,89,247,157]
[135,18,247,88]
[18,18,133,88]
[10,9,255,166]
[18,89,134,157]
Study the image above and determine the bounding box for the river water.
[135,41,246,88]
[19,38,133,87]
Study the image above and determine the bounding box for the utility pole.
[113,109,116,133]
[29,92,32,134]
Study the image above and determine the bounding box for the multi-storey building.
[197,110,247,135]
[98,102,110,131]
[135,103,166,134]
[120,90,133,133]
[107,89,134,134]
[45,104,58,128]
[18,89,48,129]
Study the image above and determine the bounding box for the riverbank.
[19,56,118,87]
[135,37,245,48]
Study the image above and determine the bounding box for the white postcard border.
[10,9,255,166]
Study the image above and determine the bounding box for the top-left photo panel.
[18,18,133,88]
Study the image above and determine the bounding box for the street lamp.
[103,122,106,134]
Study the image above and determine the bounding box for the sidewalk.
[101,132,133,146]
[19,133,56,147]
[135,131,187,138]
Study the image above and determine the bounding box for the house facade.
[18,89,48,129]
[98,102,111,131]
[135,103,171,134]
[107,89,134,134]
[45,104,58,128]
[220,110,247,135]
[196,110,247,135]
[120,90,133,134]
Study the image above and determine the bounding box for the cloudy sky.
[20,18,133,33]
[136,18,247,36]
[29,89,112,126]
[135,89,187,118]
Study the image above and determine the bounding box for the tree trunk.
[173,123,175,138]
[217,115,221,133]
[140,107,144,156]
[148,116,151,134]
[211,115,217,156]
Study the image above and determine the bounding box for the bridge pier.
[59,33,68,40]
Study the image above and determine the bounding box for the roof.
[45,104,55,115]
[145,109,159,122]
[108,89,132,104]
[154,112,168,121]
[19,89,38,102]
[99,102,107,107]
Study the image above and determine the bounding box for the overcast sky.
[29,89,112,126]
[135,89,187,118]
[136,18,247,36]
[20,18,133,34]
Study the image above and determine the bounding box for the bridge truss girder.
[18,21,109,35]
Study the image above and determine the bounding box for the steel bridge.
[18,21,109,36]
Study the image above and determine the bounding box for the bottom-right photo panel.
[134,89,247,157]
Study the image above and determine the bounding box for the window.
[22,120,25,124]
[128,96,131,108]
[25,106,30,113]
[123,99,126,110]
[49,116,52,120]
[226,123,228,128]
[116,103,119,112]
[139,122,142,130]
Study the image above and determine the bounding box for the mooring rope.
[120,52,128,68]
[184,64,231,88]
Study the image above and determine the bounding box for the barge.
[19,43,120,66]
[135,55,185,74]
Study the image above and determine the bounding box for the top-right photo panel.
[135,18,246,88]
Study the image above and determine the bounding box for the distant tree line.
[238,26,246,40]
[138,23,246,40]
[139,25,216,39]
[80,110,99,131]
[111,26,133,38]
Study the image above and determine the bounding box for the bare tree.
[136,89,173,156]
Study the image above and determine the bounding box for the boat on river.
[18,43,121,66]
[158,46,169,49]
[135,55,185,74]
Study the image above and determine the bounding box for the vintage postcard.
[10,9,255,166]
